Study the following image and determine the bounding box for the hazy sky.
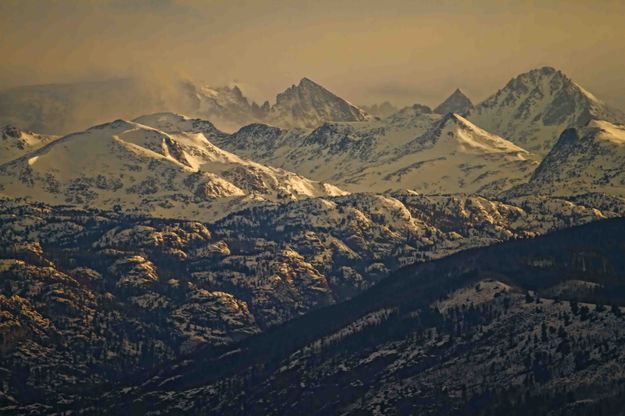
[1,0,624,108]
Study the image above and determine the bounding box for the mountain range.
[0,77,371,135]
[2,65,625,414]
[3,66,625,219]
[216,110,538,195]
[0,114,344,222]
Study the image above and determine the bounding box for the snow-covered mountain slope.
[0,125,57,164]
[217,110,537,195]
[339,113,536,194]
[468,66,625,156]
[132,112,228,142]
[0,117,344,221]
[433,88,474,116]
[216,109,439,184]
[267,77,371,128]
[508,119,625,197]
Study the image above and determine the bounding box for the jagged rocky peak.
[269,77,371,128]
[434,88,474,116]
[504,66,566,92]
[182,77,372,130]
[275,77,322,104]
[277,78,309,97]
[502,66,597,117]
[468,65,625,156]
[229,84,245,99]
[179,80,266,132]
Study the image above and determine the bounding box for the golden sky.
[1,0,624,108]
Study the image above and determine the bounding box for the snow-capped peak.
[332,111,537,195]
[468,66,625,156]
[409,112,530,156]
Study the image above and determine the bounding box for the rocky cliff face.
[434,88,474,116]
[267,78,371,128]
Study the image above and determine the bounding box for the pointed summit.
[417,112,530,156]
[270,78,370,128]
[434,89,474,116]
[298,77,321,88]
[468,66,625,156]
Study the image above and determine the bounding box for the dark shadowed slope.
[81,217,625,416]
